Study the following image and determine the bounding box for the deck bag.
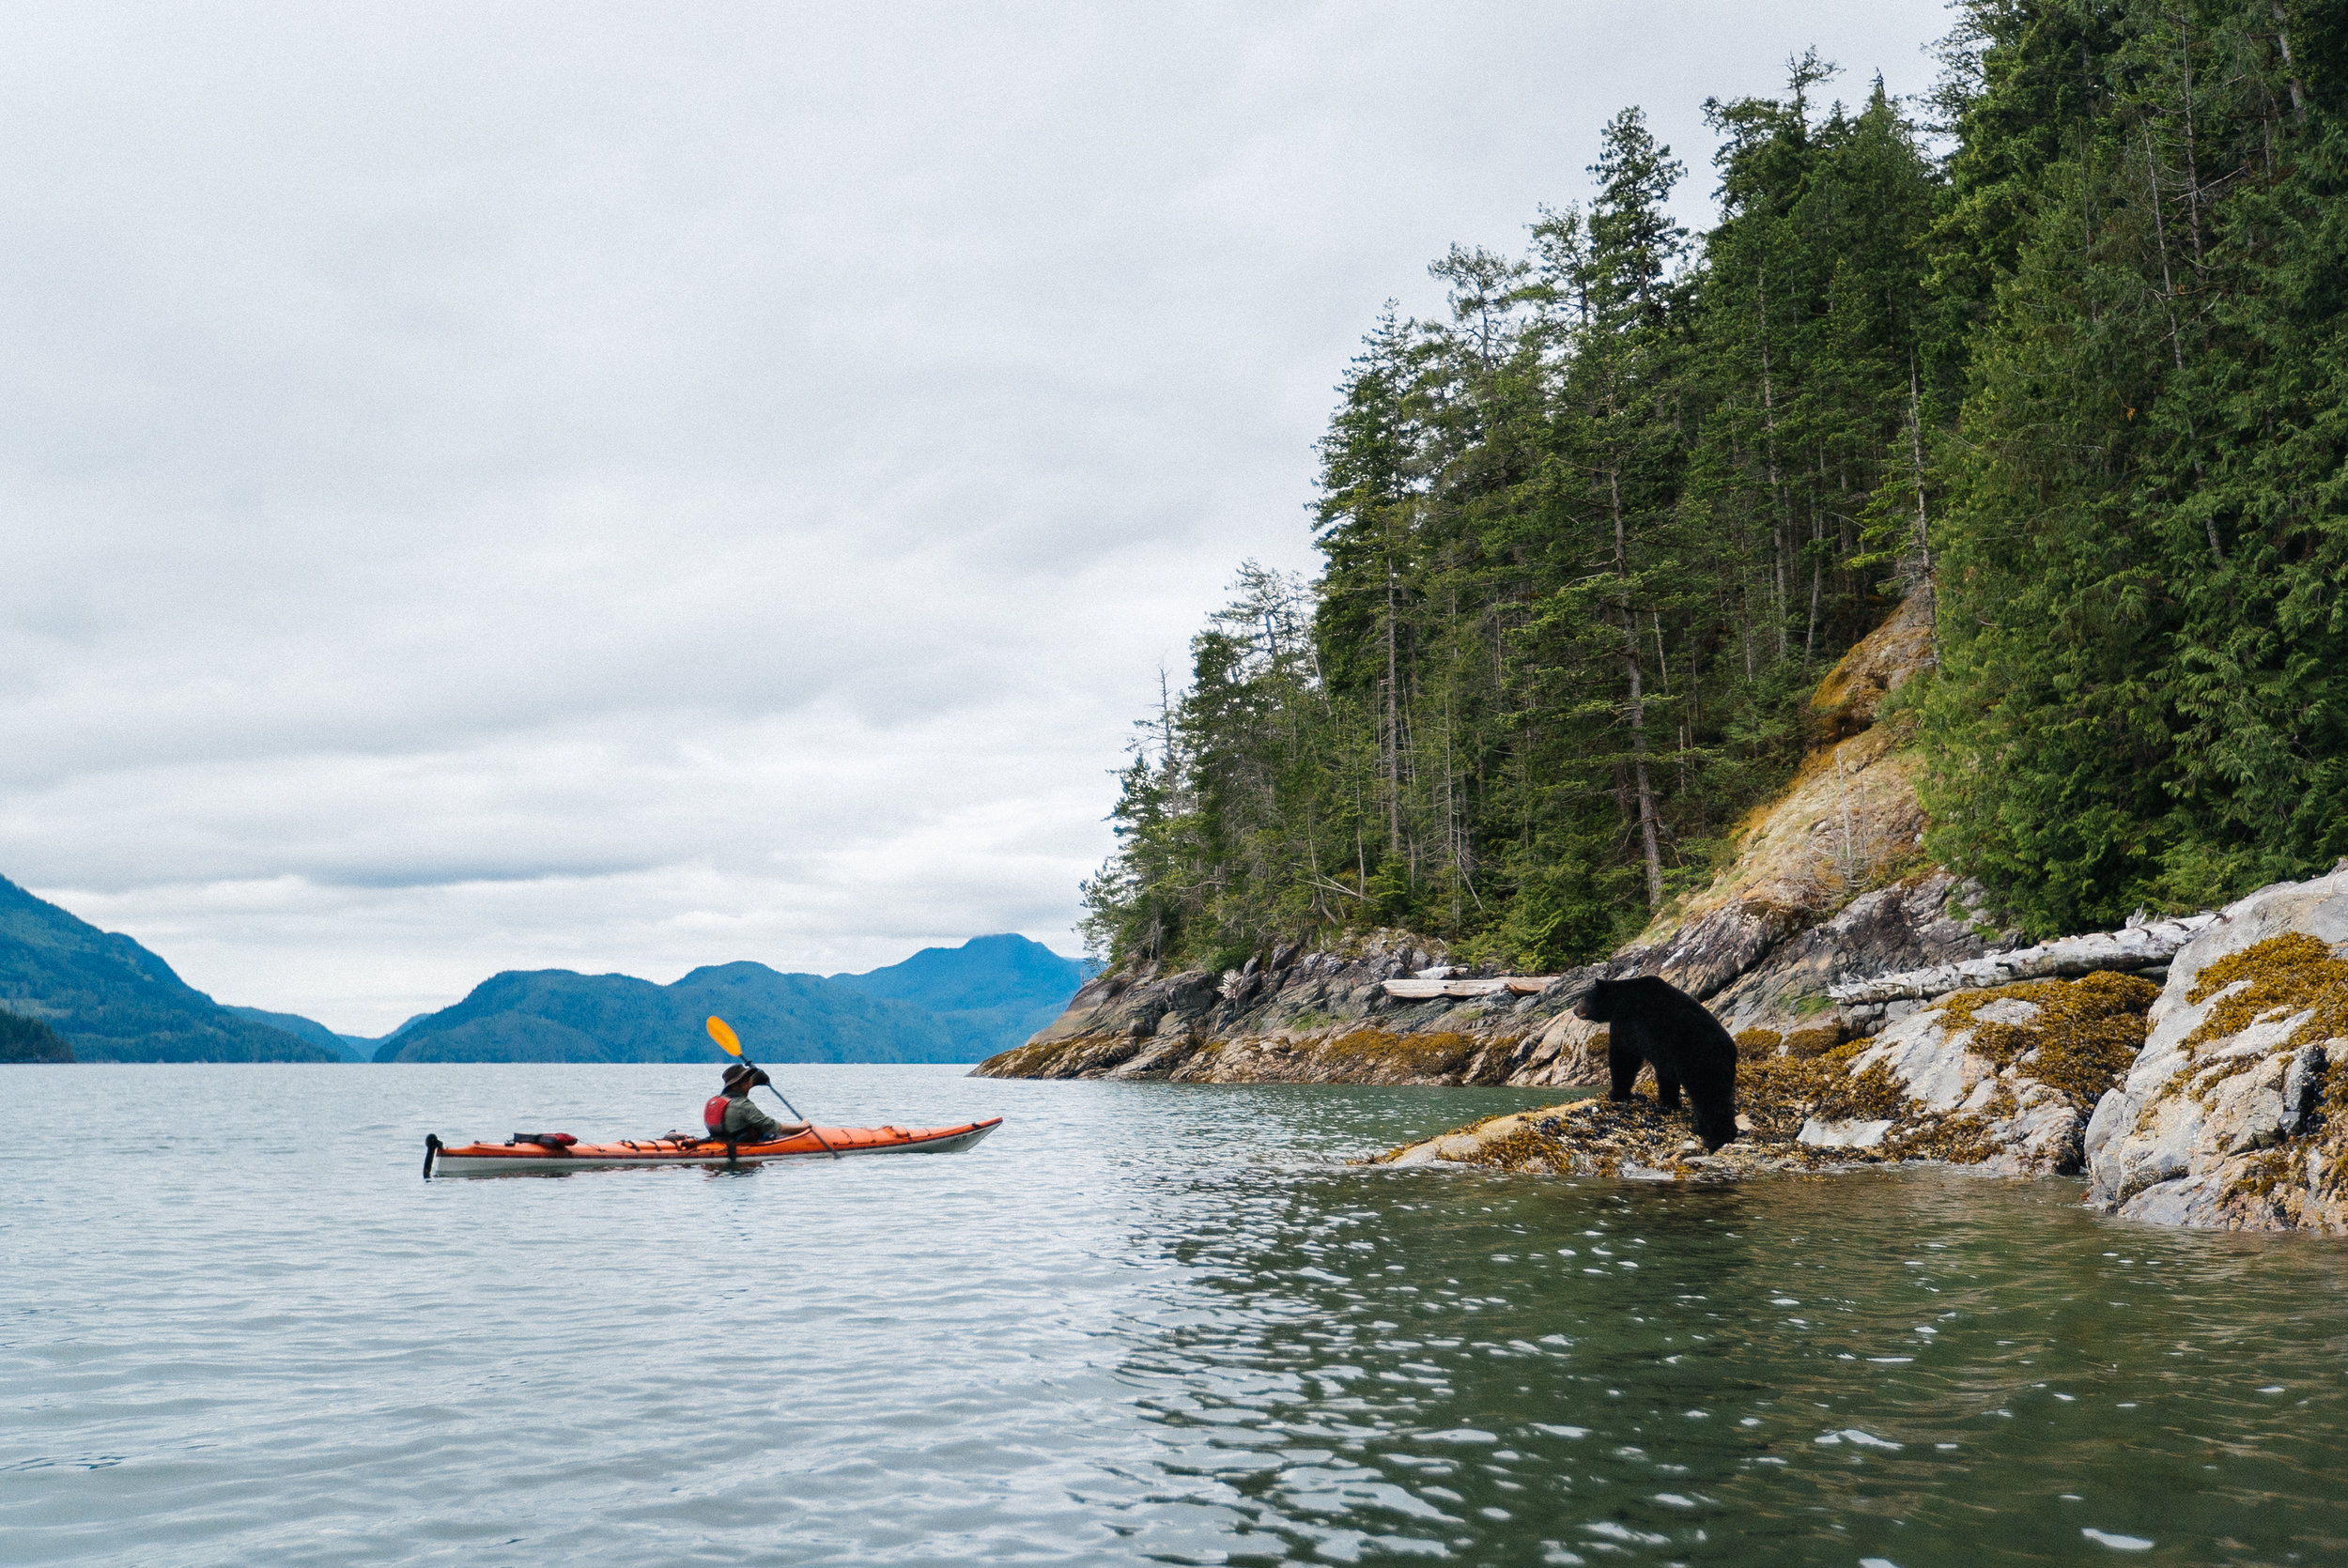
[507,1132,579,1150]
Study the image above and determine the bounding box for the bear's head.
[1574,978,1623,1022]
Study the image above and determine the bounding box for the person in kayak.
[706,1063,809,1145]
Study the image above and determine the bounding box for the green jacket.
[720,1091,790,1143]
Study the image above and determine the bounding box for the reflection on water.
[1123,1168,2348,1565]
[4,1066,2345,1566]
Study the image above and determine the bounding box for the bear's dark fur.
[1575,976,1739,1151]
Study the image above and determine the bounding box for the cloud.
[0,0,1948,1030]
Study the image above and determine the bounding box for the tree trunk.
[2274,0,2307,123]
[1384,555,1401,853]
[1906,361,1941,668]
[2141,121,2225,566]
[1609,467,1665,908]
[1759,276,1789,655]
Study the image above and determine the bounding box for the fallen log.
[1382,976,1558,1000]
[1829,913,2217,1011]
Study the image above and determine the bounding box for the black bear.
[1576,976,1740,1151]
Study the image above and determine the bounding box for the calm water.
[6,1066,2348,1566]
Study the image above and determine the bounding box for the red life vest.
[703,1093,733,1135]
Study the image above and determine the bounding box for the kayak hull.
[428,1117,1001,1176]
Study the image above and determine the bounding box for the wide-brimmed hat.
[721,1063,753,1087]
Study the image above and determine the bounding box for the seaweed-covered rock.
[2085,867,2348,1232]
[1378,971,2157,1178]
[1806,973,2159,1175]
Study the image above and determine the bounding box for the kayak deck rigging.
[425,1117,1001,1176]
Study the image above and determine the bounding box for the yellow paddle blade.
[706,1016,742,1056]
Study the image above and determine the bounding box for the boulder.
[2084,866,2348,1232]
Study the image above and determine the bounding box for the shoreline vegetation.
[0,1008,72,1063]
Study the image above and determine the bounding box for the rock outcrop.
[972,931,1568,1086]
[1377,969,2158,1178]
[2084,866,2348,1233]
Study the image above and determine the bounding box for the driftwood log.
[1381,976,1556,1000]
[1830,913,2217,1031]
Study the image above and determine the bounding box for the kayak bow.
[425,1117,1001,1176]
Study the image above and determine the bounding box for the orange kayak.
[425,1118,1001,1176]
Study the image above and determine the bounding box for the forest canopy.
[1082,0,2348,974]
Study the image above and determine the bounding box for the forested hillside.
[373,937,1089,1064]
[1082,0,2348,975]
[0,875,339,1062]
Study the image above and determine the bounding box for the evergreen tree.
[1080,0,2347,970]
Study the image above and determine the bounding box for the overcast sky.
[1,1,1950,1033]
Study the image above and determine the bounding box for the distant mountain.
[225,1007,367,1062]
[353,1013,429,1053]
[830,933,1091,1060]
[0,876,340,1062]
[0,875,1091,1067]
[374,961,965,1064]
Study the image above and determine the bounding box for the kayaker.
[707,1063,808,1145]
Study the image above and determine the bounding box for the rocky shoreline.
[1378,865,2348,1235]
[1377,967,2159,1180]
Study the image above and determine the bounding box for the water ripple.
[5,1067,2348,1564]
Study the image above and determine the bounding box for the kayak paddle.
[705,1015,841,1160]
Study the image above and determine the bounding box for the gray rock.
[1691,870,2005,1035]
[2084,866,2348,1232]
[1827,995,2100,1176]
